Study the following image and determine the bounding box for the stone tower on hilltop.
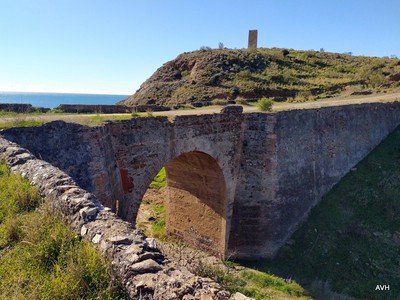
[248,29,258,49]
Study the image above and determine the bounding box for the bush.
[282,49,290,57]
[211,99,228,106]
[256,98,273,111]
[295,90,312,102]
[47,108,63,114]
[131,111,140,118]
[368,73,386,88]
[146,110,154,117]
[235,98,249,106]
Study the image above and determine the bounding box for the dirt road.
[1,92,399,126]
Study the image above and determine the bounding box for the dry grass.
[0,162,127,299]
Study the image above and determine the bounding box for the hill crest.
[119,48,400,107]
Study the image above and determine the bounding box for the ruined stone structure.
[56,104,130,114]
[248,30,258,49]
[3,102,400,259]
[0,103,49,113]
[0,138,240,300]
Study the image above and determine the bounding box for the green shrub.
[282,49,290,57]
[256,98,273,111]
[235,98,249,105]
[294,90,313,102]
[131,111,140,118]
[182,70,190,77]
[368,73,386,88]
[47,108,64,114]
[211,99,228,106]
[200,46,212,51]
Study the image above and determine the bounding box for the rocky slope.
[119,48,400,107]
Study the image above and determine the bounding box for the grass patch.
[255,126,400,299]
[195,262,308,299]
[88,114,133,125]
[0,119,43,129]
[0,111,18,117]
[150,203,166,239]
[149,167,166,189]
[0,110,44,117]
[0,161,126,299]
[47,108,64,114]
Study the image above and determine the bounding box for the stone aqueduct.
[3,102,400,259]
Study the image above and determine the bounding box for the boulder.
[130,259,162,274]
[220,105,243,114]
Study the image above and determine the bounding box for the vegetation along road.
[0,92,399,129]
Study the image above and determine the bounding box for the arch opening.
[136,151,227,256]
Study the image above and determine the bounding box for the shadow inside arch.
[137,150,228,257]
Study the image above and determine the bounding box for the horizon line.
[0,90,132,96]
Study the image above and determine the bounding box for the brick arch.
[140,151,228,256]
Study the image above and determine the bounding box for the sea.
[0,92,129,108]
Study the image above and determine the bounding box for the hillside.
[253,125,400,299]
[0,162,125,299]
[120,48,400,107]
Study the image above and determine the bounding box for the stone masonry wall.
[228,102,400,258]
[272,102,400,256]
[166,151,228,256]
[0,103,34,113]
[2,102,400,259]
[56,104,130,114]
[105,112,245,257]
[2,121,95,191]
[227,113,278,257]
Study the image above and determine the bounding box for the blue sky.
[0,0,399,94]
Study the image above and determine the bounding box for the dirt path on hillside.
[1,92,399,125]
